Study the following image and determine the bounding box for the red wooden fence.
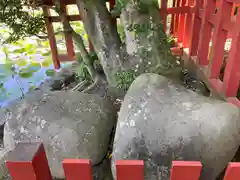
[4,142,240,179]
[165,0,240,107]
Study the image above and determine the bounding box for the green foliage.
[18,61,41,78]
[75,62,91,81]
[115,70,137,91]
[127,23,152,33]
[167,35,175,47]
[112,0,159,16]
[71,21,89,48]
[88,51,98,62]
[45,69,56,77]
[0,0,45,43]
[111,0,129,17]
[117,24,126,43]
[13,43,37,55]
[74,51,99,81]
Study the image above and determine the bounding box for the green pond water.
[0,37,72,107]
[0,18,91,108]
[0,18,104,107]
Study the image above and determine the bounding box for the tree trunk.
[120,0,181,78]
[74,0,181,87]
[75,0,128,86]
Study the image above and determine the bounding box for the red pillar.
[170,161,202,180]
[63,159,92,180]
[43,7,60,69]
[6,142,52,180]
[116,160,144,180]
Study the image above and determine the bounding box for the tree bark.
[75,0,128,86]
[73,0,181,87]
[120,0,181,78]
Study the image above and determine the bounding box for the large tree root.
[82,81,99,93]
[71,80,89,92]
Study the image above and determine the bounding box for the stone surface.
[111,73,240,180]
[0,148,10,180]
[2,91,116,179]
[49,68,76,91]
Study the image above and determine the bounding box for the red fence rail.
[166,0,240,106]
[4,142,240,179]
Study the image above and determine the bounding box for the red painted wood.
[60,2,75,60]
[63,159,92,180]
[231,5,236,17]
[171,47,183,56]
[209,78,223,94]
[227,97,240,107]
[167,6,193,15]
[208,0,232,79]
[50,15,81,22]
[170,161,202,180]
[199,0,204,9]
[177,0,187,43]
[174,0,181,36]
[65,35,75,59]
[189,0,202,56]
[58,54,75,62]
[109,0,115,10]
[116,160,144,180]
[223,163,240,180]
[197,0,216,65]
[43,0,112,6]
[216,1,239,19]
[88,39,94,52]
[223,11,240,97]
[6,142,52,180]
[43,7,60,69]
[160,0,168,31]
[170,0,176,34]
[182,0,194,48]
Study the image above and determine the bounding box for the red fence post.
[60,2,75,60]
[208,0,232,79]
[116,160,144,180]
[170,0,177,35]
[223,9,240,97]
[188,0,202,56]
[182,0,194,48]
[174,0,181,35]
[6,142,52,180]
[177,0,187,43]
[43,7,61,69]
[223,163,240,180]
[197,0,216,65]
[170,161,202,180]
[63,159,92,180]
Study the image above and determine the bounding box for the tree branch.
[74,0,131,86]
[54,0,98,82]
[33,30,72,39]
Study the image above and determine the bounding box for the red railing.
[163,0,240,106]
[4,142,240,179]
